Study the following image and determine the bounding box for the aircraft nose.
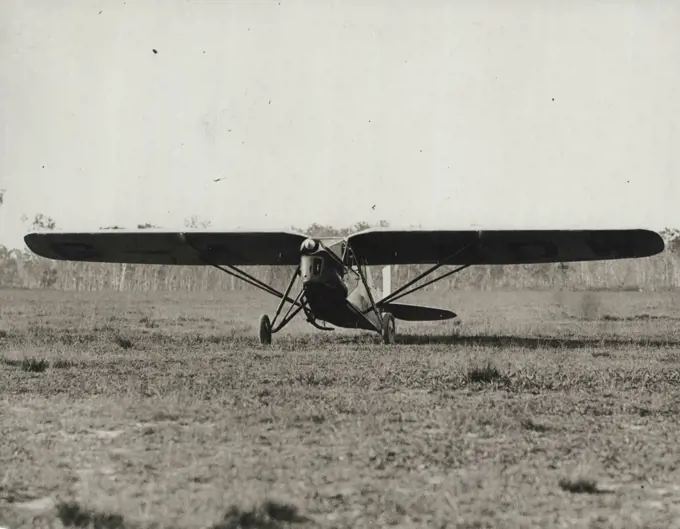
[301,238,319,253]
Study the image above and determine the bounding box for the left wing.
[347,228,665,265]
[24,230,308,266]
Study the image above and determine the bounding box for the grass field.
[2,288,680,529]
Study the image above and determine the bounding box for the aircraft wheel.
[381,312,396,344]
[259,314,272,345]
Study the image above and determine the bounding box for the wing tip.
[637,229,665,257]
[24,231,42,247]
[23,232,54,260]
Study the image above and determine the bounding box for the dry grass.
[2,288,680,528]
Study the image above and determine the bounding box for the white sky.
[1,0,679,249]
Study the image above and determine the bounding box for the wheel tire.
[259,314,272,345]
[381,312,396,344]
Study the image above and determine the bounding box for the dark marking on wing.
[507,241,559,261]
[52,242,100,260]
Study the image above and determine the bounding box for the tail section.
[378,266,455,321]
[381,302,456,321]
[347,264,455,325]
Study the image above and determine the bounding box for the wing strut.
[270,279,307,333]
[352,243,474,314]
[175,235,327,339]
[270,282,335,334]
[179,237,304,308]
[211,263,295,301]
[380,264,470,305]
[269,267,301,332]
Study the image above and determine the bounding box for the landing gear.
[259,314,272,345]
[381,312,396,344]
[253,267,307,346]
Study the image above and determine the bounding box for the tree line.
[1,211,680,292]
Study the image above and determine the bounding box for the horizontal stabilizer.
[382,303,456,321]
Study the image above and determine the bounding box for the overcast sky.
[1,0,678,248]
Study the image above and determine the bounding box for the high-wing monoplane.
[24,227,665,344]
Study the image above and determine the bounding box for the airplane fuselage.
[299,240,382,331]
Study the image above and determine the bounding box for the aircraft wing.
[24,230,309,266]
[346,228,665,265]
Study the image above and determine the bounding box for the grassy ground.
[2,288,680,529]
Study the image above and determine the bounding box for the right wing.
[347,228,665,265]
[24,230,309,266]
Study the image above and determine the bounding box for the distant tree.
[137,223,160,229]
[300,223,343,237]
[0,189,5,206]
[295,220,390,238]
[39,267,58,288]
[17,213,59,288]
[660,228,680,254]
[671,239,680,254]
[23,213,56,231]
[352,221,372,233]
[0,244,20,287]
[184,215,211,229]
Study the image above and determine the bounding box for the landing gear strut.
[255,266,326,345]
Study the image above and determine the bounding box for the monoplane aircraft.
[25,228,664,344]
